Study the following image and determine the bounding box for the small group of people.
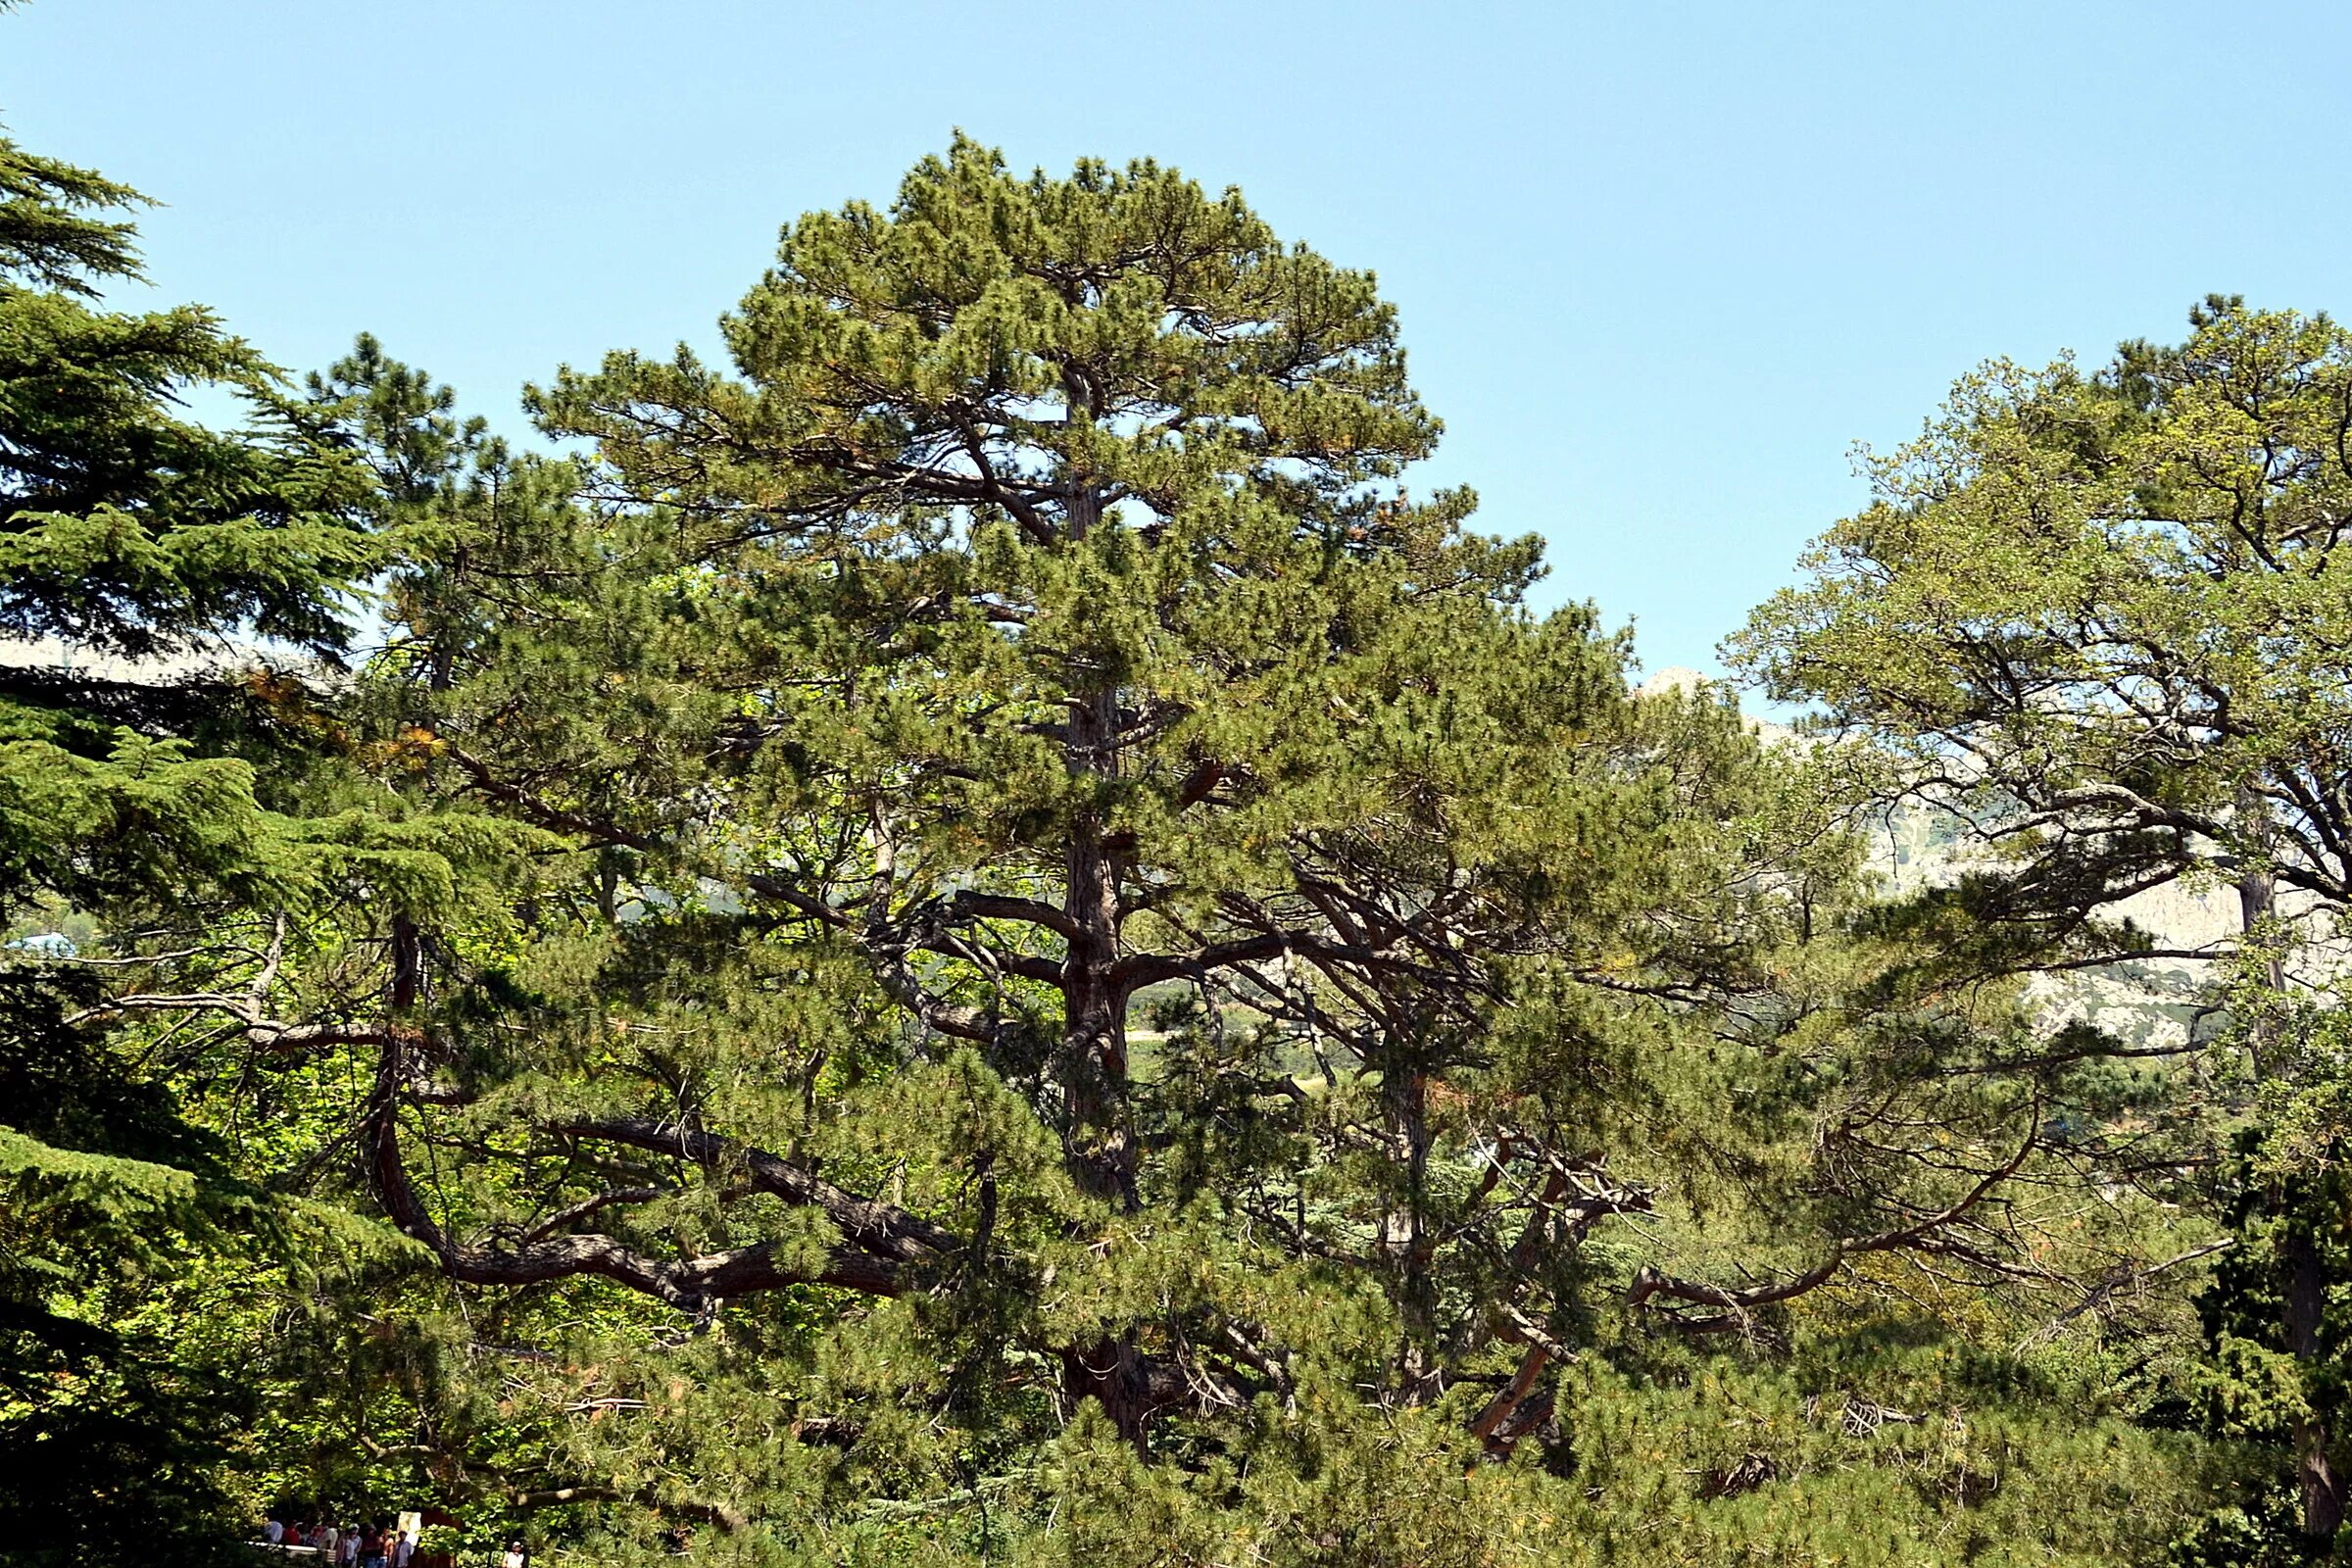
[260,1515,415,1566]
[261,1510,523,1567]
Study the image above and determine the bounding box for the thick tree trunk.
[2236,859,2285,1074]
[1056,475,1152,1447]
[1383,1062,1439,1401]
[2236,787,2339,1544]
[1061,742,1133,1206]
[1062,1340,1156,1449]
[1057,477,1136,1206]
[390,912,421,1012]
[2284,1223,2347,1541]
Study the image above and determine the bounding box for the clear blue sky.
[8,0,2350,677]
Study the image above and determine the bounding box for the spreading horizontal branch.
[553,1117,956,1264]
[366,1048,925,1307]
[1625,1115,2040,1333]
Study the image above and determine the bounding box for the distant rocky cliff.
[1640,664,2247,1052]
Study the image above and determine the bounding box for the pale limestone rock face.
[1633,666,1795,748]
[1657,674,2327,1053]
[1874,805,2343,1053]
[0,634,259,681]
[0,634,343,689]
[1636,665,1709,699]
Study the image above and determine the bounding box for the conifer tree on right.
[1739,295,2352,1555]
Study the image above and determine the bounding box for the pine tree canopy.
[2,120,2320,1568]
[1735,296,2352,931]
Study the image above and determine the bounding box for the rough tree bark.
[2236,783,2343,1544]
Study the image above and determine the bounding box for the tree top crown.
[536,135,1454,553]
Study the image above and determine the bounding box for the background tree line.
[3,95,2346,1567]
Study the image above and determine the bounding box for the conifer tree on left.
[0,125,393,1567]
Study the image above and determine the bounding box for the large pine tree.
[0,100,2250,1558]
[230,141,2222,1562]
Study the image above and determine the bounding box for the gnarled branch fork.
[363,1033,937,1309]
